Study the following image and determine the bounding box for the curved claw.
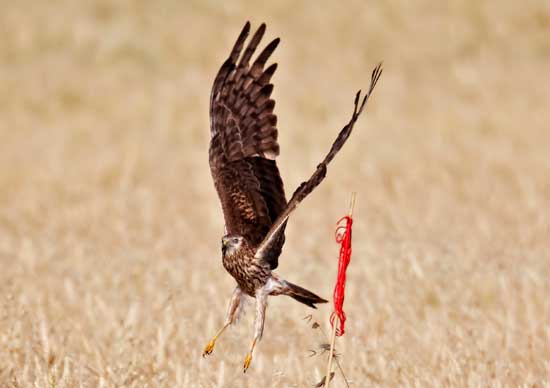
[243,352,253,373]
[202,339,216,357]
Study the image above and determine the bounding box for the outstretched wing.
[255,64,383,261]
[209,22,287,267]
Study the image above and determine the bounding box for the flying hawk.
[203,21,382,372]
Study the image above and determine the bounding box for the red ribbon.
[330,215,353,336]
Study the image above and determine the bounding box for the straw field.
[0,1,549,387]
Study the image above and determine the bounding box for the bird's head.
[221,234,245,257]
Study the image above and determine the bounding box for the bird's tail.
[283,281,328,309]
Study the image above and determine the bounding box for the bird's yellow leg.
[243,289,267,373]
[203,286,243,358]
[202,323,229,357]
[243,338,257,373]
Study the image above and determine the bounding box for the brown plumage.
[203,21,382,372]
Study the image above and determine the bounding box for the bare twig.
[303,315,350,387]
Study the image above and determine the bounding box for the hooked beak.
[221,237,228,254]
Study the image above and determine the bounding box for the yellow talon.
[203,323,231,358]
[243,352,253,373]
[203,339,216,357]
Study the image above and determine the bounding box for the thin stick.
[348,192,357,217]
[325,192,356,387]
[315,324,350,387]
[324,318,338,387]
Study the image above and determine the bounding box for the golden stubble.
[0,1,549,387]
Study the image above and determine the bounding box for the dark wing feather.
[209,22,287,268]
[255,64,383,261]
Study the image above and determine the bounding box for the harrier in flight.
[203,21,382,372]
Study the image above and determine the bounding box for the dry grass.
[1,1,549,387]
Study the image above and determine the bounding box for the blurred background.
[0,1,548,386]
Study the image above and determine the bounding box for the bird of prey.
[203,21,382,372]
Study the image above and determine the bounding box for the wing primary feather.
[259,63,278,84]
[230,21,251,63]
[321,63,383,166]
[209,22,251,122]
[251,38,280,75]
[254,63,383,260]
[238,23,266,68]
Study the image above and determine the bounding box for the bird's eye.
[232,238,239,243]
